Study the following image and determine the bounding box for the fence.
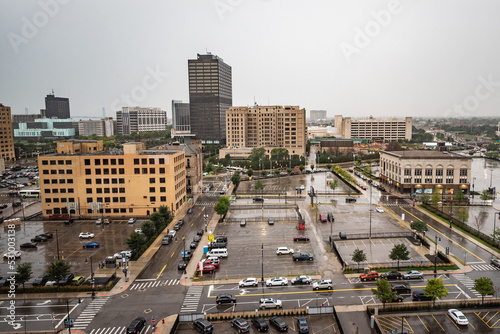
[331,231,413,241]
[224,217,300,223]
[229,204,297,210]
[179,313,205,322]
[308,306,334,314]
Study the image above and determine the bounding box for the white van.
[206,248,228,258]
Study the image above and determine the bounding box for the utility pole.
[261,243,264,283]
[369,185,372,241]
[56,229,60,260]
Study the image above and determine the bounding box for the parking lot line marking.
[417,315,430,332]
[486,311,499,325]
[171,252,175,258]
[480,311,490,321]
[468,320,476,329]
[361,240,366,247]
[156,264,167,280]
[431,314,445,332]
[351,240,356,247]
[446,314,461,331]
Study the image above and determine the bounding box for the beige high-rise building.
[335,115,412,141]
[38,140,186,219]
[224,105,307,157]
[0,104,16,162]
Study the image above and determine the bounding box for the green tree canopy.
[480,189,490,204]
[351,248,366,269]
[15,262,33,289]
[424,278,449,305]
[231,171,241,188]
[474,277,495,305]
[247,168,253,178]
[372,278,397,309]
[412,220,428,234]
[141,221,157,240]
[126,232,146,254]
[330,179,338,192]
[261,170,267,177]
[47,260,71,288]
[431,190,440,207]
[454,190,465,201]
[457,207,469,223]
[255,180,264,193]
[299,165,305,172]
[389,244,410,270]
[214,195,230,215]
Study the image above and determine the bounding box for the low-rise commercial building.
[116,107,167,135]
[379,150,471,197]
[335,115,412,141]
[78,118,115,137]
[13,118,78,139]
[38,140,186,219]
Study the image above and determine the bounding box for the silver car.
[403,270,423,279]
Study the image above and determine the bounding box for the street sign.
[207,234,214,242]
[122,257,126,263]
[402,213,405,220]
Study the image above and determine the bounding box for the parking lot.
[197,219,320,280]
[0,219,143,280]
[226,206,299,221]
[176,314,340,333]
[376,309,500,333]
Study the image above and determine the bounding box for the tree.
[454,190,465,201]
[473,211,486,235]
[247,168,253,178]
[431,190,440,207]
[299,165,305,173]
[389,244,410,270]
[286,168,292,175]
[372,278,397,309]
[480,189,490,204]
[255,180,264,194]
[474,277,495,305]
[457,207,469,223]
[486,143,499,152]
[421,194,430,204]
[150,211,166,231]
[274,169,280,176]
[15,262,33,289]
[141,221,157,240]
[330,179,338,192]
[47,260,71,288]
[310,165,315,172]
[204,163,215,173]
[326,164,332,170]
[214,195,230,215]
[424,278,448,306]
[126,232,146,254]
[412,220,428,234]
[351,248,366,270]
[261,170,267,177]
[231,171,241,192]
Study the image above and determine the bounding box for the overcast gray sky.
[1,0,500,119]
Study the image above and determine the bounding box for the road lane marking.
[171,252,175,257]
[400,207,485,262]
[417,315,430,332]
[156,264,167,280]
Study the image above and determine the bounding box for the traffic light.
[446,247,449,255]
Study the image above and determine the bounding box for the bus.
[18,189,41,199]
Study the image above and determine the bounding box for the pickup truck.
[292,252,314,261]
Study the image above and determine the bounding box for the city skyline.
[1,1,500,119]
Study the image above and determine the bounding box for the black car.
[39,233,53,239]
[292,252,314,261]
[291,275,312,285]
[193,318,213,334]
[391,284,411,294]
[173,224,181,231]
[32,274,49,286]
[215,236,227,243]
[193,235,201,242]
[178,219,184,226]
[327,213,334,222]
[253,197,264,202]
[251,317,269,332]
[0,204,8,209]
[190,241,198,249]
[20,242,37,248]
[126,317,146,334]
[31,235,48,242]
[381,271,402,280]
[64,218,75,225]
[391,294,404,302]
[412,290,433,301]
[197,229,204,236]
[230,317,250,333]
[12,201,22,207]
[178,260,188,270]
[216,293,236,304]
[58,274,75,286]
[297,317,309,334]
[208,242,227,250]
[269,316,288,332]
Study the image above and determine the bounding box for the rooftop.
[381,150,471,159]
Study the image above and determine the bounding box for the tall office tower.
[188,53,232,144]
[0,104,16,161]
[116,107,167,135]
[171,100,191,135]
[310,110,327,122]
[43,94,71,119]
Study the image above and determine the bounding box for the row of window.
[405,178,467,184]
[42,169,73,175]
[86,188,126,194]
[43,179,74,184]
[46,208,132,215]
[403,168,467,176]
[44,188,74,194]
[86,178,126,184]
[41,160,73,165]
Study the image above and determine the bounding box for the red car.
[203,259,219,268]
[319,214,327,223]
[197,264,216,274]
[293,236,310,242]
[360,271,380,282]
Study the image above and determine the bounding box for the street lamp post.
[56,229,60,261]
[472,177,476,202]
[369,185,372,241]
[434,235,441,276]
[261,243,264,283]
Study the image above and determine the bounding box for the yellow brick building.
[38,140,186,219]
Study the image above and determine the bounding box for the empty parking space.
[227,207,299,221]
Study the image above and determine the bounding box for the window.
[44,189,50,194]
[104,188,110,194]
[134,168,140,175]
[120,208,126,213]
[94,159,101,166]
[45,198,51,203]
[159,158,165,164]
[414,178,421,184]
[103,179,110,184]
[460,169,468,176]
[459,178,467,184]
[85,169,91,175]
[113,197,119,203]
[120,197,126,202]
[425,169,432,176]
[51,179,58,184]
[425,179,432,183]
[150,178,155,184]
[119,178,125,184]
[68,189,74,193]
[51,170,57,175]
[42,160,48,165]
[160,168,165,174]
[103,169,109,175]
[43,170,49,174]
[95,169,101,175]
[160,178,165,183]
[112,188,118,193]
[436,169,443,176]
[119,168,125,174]
[149,168,155,174]
[119,188,125,193]
[52,189,58,193]
[50,160,56,165]
[43,180,49,184]
[86,189,92,194]
[87,198,93,203]
[84,159,91,165]
[142,158,147,165]
[160,187,166,192]
[446,169,454,176]
[415,169,422,176]
[149,187,155,193]
[149,158,154,164]
[96,179,102,184]
[60,189,66,193]
[150,196,156,202]
[68,179,73,184]
[160,196,166,202]
[111,159,116,165]
[134,158,139,165]
[111,168,117,175]
[119,159,124,165]
[103,159,109,165]
[446,178,453,184]
[435,178,443,184]
[58,160,64,165]
[86,179,92,185]
[404,169,411,176]
[142,168,147,174]
[112,178,118,184]
[59,179,66,184]
[96,188,102,194]
[65,169,72,175]
[113,208,119,213]
[104,197,110,203]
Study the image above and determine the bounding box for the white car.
[376,207,384,213]
[168,230,176,238]
[79,232,95,239]
[403,270,423,280]
[95,218,102,225]
[3,251,21,259]
[114,250,132,259]
[266,277,288,286]
[276,247,294,255]
[448,309,469,325]
[238,277,258,288]
[134,228,142,233]
[45,280,57,286]
[300,185,305,190]
[259,298,282,309]
[128,218,137,224]
[312,279,334,290]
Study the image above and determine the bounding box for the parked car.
[20,242,37,248]
[114,250,133,259]
[193,318,213,334]
[259,298,282,309]
[190,241,198,249]
[345,197,357,203]
[197,229,204,236]
[203,258,220,268]
[178,260,188,270]
[297,317,309,334]
[215,236,227,243]
[291,275,312,285]
[293,235,310,242]
[491,258,500,268]
[231,317,250,333]
[3,251,21,259]
[327,213,334,222]
[162,236,173,245]
[103,219,110,224]
[412,290,433,301]
[12,201,22,207]
[95,218,102,225]
[293,252,314,261]
[196,265,215,274]
[32,274,49,286]
[269,316,287,332]
[380,271,402,280]
[253,197,264,203]
[276,247,294,255]
[268,219,274,225]
[376,207,385,213]
[181,250,192,260]
[173,224,181,231]
[448,309,469,325]
[216,293,236,304]
[403,270,423,280]
[0,204,8,209]
[39,233,53,239]
[72,276,85,285]
[64,218,75,225]
[126,317,146,334]
[386,329,409,334]
[187,208,193,214]
[79,232,95,239]
[391,284,411,294]
[251,317,269,332]
[168,230,176,238]
[239,277,258,287]
[319,214,327,222]
[178,219,184,226]
[83,241,100,248]
[58,274,75,286]
[31,235,47,242]
[134,228,142,234]
[240,219,246,227]
[312,279,333,290]
[391,294,404,302]
[266,277,288,286]
[128,218,137,224]
[360,271,380,282]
